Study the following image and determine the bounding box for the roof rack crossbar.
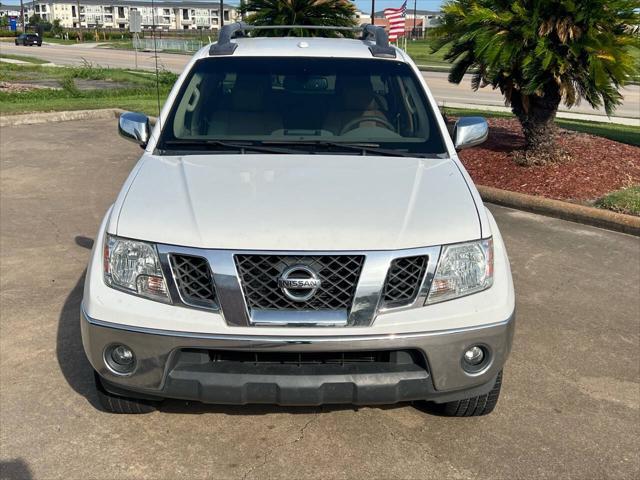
[209,23,396,59]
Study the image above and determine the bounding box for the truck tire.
[94,372,157,414]
[431,370,503,417]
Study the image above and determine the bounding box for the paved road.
[1,118,639,479]
[2,42,640,119]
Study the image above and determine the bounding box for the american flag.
[384,1,408,41]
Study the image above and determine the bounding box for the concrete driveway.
[0,118,638,479]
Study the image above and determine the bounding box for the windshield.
[157,57,446,156]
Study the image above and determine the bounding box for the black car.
[14,33,42,46]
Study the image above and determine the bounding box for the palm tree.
[241,0,357,36]
[432,0,639,165]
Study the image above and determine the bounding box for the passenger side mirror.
[118,112,151,148]
[452,117,488,150]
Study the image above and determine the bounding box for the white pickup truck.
[81,23,515,415]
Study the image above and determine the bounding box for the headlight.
[426,238,493,304]
[103,235,170,302]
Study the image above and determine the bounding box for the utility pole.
[19,0,24,32]
[412,0,417,39]
[370,0,375,24]
[220,0,224,27]
[76,0,83,41]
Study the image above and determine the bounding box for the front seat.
[208,75,282,136]
[324,76,389,135]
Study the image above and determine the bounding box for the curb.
[0,108,122,127]
[478,185,640,236]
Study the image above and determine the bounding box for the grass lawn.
[595,186,640,216]
[0,54,50,64]
[99,40,134,50]
[0,92,165,116]
[443,107,640,147]
[403,38,450,67]
[0,62,175,116]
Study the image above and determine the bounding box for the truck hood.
[115,154,480,250]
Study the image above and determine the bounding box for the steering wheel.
[340,115,395,135]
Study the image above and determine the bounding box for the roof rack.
[209,23,396,59]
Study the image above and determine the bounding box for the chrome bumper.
[81,308,515,405]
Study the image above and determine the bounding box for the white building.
[22,1,239,30]
[0,3,21,18]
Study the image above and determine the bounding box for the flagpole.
[412,0,417,39]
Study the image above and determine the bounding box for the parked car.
[14,33,42,46]
[82,23,515,415]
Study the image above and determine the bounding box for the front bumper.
[82,307,515,406]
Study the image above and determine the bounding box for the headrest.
[230,75,269,112]
[340,77,377,110]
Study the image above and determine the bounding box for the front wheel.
[94,371,158,414]
[426,370,503,417]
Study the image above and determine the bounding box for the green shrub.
[59,76,80,96]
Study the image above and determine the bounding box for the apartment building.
[0,3,21,18]
[23,0,239,30]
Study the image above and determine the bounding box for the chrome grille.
[170,254,218,309]
[235,255,365,311]
[382,255,428,307]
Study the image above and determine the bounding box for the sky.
[1,0,444,11]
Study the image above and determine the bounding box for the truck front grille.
[170,254,218,309]
[235,254,364,311]
[382,255,428,307]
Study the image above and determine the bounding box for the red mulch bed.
[458,118,640,202]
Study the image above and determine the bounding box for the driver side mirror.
[118,111,151,148]
[452,117,488,150]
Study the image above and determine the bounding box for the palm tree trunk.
[511,86,564,166]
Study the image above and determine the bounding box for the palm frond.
[434,0,639,117]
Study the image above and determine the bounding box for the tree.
[28,13,41,25]
[240,0,357,36]
[432,0,639,165]
[51,19,64,37]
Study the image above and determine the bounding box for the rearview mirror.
[118,111,151,147]
[453,117,488,150]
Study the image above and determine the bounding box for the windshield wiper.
[263,140,427,158]
[159,140,301,155]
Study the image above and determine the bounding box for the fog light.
[105,344,135,374]
[463,346,485,366]
[111,345,134,366]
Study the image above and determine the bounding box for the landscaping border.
[0,108,121,127]
[478,186,640,236]
[2,108,637,236]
